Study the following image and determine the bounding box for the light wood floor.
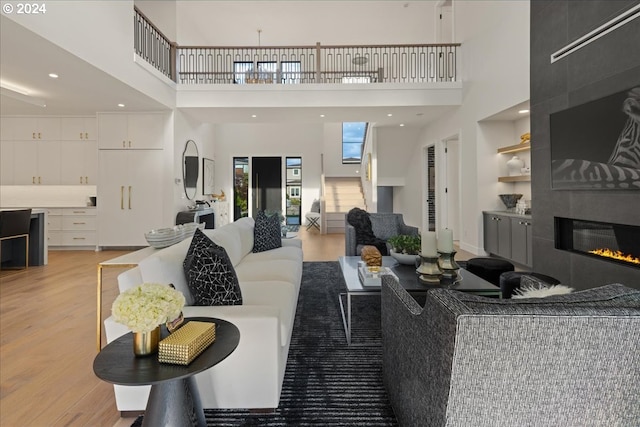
[0,228,471,427]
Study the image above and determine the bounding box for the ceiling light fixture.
[518,109,530,114]
[0,80,46,107]
[387,113,393,117]
[48,73,59,79]
[117,103,125,107]
[251,114,257,118]
[320,114,325,118]
[399,124,405,127]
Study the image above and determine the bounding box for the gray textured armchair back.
[344,212,418,256]
[381,275,640,427]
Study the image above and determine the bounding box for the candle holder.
[416,253,442,284]
[437,250,460,280]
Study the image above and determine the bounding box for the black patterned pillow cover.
[253,210,282,253]
[183,228,243,306]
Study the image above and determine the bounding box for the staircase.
[323,177,366,234]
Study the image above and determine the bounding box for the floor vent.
[550,4,640,63]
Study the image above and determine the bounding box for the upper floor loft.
[1,1,464,123]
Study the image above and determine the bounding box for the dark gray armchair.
[381,275,640,427]
[344,212,418,256]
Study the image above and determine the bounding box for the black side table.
[94,317,240,427]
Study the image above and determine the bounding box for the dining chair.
[0,209,32,270]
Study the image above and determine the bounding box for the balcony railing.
[134,7,460,85]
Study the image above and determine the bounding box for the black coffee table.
[94,317,240,427]
[338,256,500,345]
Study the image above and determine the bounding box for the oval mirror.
[182,139,199,201]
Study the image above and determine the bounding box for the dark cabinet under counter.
[483,211,532,267]
[176,208,215,229]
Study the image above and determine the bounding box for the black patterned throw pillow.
[253,210,282,253]
[183,229,243,306]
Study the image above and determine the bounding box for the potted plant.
[387,234,421,265]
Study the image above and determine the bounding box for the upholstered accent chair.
[381,274,640,427]
[345,212,418,256]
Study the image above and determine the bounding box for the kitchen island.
[0,208,47,267]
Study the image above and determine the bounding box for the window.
[233,62,253,84]
[342,122,368,164]
[257,61,277,83]
[281,61,301,84]
[288,187,301,198]
[286,157,302,225]
[292,168,300,176]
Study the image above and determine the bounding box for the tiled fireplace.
[555,217,640,269]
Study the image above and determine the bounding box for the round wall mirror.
[182,139,199,201]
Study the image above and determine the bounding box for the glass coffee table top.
[338,256,500,294]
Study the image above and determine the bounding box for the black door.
[252,157,282,217]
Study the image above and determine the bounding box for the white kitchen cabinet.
[60,117,96,141]
[12,117,61,141]
[46,208,97,247]
[0,141,14,184]
[59,140,98,185]
[98,150,164,246]
[0,117,14,140]
[98,113,165,149]
[12,140,61,184]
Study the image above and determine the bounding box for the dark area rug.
[133,261,397,426]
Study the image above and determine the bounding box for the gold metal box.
[158,321,216,365]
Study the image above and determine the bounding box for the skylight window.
[342,122,368,164]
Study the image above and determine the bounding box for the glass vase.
[133,326,160,356]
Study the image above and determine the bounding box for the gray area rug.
[133,261,397,426]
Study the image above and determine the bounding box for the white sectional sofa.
[104,217,303,411]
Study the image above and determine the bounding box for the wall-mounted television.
[550,85,640,190]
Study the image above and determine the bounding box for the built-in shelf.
[498,175,531,183]
[497,141,530,154]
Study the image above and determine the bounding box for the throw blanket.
[346,208,388,255]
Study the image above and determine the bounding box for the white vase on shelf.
[506,155,525,176]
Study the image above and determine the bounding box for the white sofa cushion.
[235,259,302,290]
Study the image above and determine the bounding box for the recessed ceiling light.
[48,73,59,79]
[387,113,393,117]
[320,114,325,118]
[518,109,530,114]
[399,123,405,127]
[251,114,257,118]
[117,103,125,107]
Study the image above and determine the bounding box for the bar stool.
[0,209,32,271]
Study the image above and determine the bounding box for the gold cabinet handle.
[85,132,89,139]
[128,186,132,209]
[38,132,41,139]
[38,176,41,184]
[122,141,126,148]
[85,176,88,184]
[128,141,132,148]
[32,176,35,184]
[80,132,83,139]
[73,211,85,214]
[32,132,36,139]
[120,186,124,209]
[73,237,86,240]
[80,176,83,184]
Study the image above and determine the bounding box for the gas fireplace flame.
[588,248,640,265]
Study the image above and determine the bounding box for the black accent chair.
[0,209,32,270]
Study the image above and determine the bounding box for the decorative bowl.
[498,194,523,209]
[390,249,419,266]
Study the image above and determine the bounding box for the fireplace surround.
[555,217,640,269]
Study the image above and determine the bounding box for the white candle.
[438,228,454,253]
[421,231,437,256]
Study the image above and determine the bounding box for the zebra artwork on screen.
[550,86,640,190]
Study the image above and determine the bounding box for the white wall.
[6,0,175,109]
[213,123,324,217]
[397,0,530,254]
[176,1,437,46]
[322,123,360,178]
[173,110,216,213]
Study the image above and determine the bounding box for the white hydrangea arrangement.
[112,283,185,333]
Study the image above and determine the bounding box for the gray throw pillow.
[183,229,243,306]
[311,199,321,213]
[253,210,282,253]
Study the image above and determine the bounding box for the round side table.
[94,317,240,427]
